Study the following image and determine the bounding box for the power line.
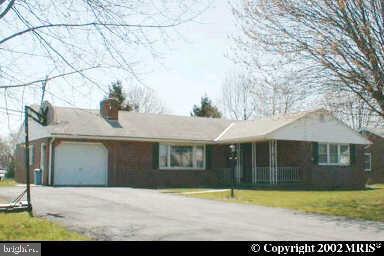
[0,106,24,114]
[0,110,21,116]
[44,89,100,116]
[0,66,100,89]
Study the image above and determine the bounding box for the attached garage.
[53,142,108,186]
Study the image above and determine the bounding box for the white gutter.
[48,137,55,186]
[50,134,215,144]
[216,135,267,144]
[214,123,235,142]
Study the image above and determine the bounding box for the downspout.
[48,137,55,186]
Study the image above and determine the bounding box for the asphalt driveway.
[0,186,383,240]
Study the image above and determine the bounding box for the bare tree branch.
[231,0,384,119]
[0,19,195,46]
[0,0,209,134]
[0,0,15,20]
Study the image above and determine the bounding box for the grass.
[0,179,16,187]
[168,184,384,222]
[0,212,88,240]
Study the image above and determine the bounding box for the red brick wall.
[100,98,119,120]
[15,138,50,185]
[363,132,384,183]
[305,142,366,189]
[104,141,229,187]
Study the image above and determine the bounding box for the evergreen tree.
[107,81,135,111]
[191,96,222,118]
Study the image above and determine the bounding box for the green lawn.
[0,213,88,240]
[168,184,384,222]
[0,179,16,187]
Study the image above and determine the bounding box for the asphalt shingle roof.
[217,111,309,142]
[366,128,384,138]
[47,107,233,142]
[38,106,317,143]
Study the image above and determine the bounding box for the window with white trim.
[318,143,350,165]
[364,153,372,172]
[159,144,205,169]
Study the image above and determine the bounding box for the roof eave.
[50,133,217,144]
[216,135,267,144]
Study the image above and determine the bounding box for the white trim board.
[214,123,235,142]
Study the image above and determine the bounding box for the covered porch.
[232,140,307,185]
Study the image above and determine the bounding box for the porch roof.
[365,128,384,138]
[217,109,370,145]
[216,111,309,143]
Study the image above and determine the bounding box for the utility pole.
[24,106,32,214]
[40,76,47,106]
[3,79,49,214]
[24,106,48,215]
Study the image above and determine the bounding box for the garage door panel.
[54,142,107,186]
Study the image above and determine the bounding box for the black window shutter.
[153,143,159,170]
[350,144,356,165]
[205,145,212,170]
[312,142,319,164]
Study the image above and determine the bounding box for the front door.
[240,143,253,183]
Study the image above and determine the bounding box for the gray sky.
[0,1,237,137]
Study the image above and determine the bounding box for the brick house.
[361,129,384,183]
[15,99,370,189]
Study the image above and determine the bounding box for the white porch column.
[269,140,277,184]
[235,143,241,184]
[274,140,278,184]
[251,142,257,184]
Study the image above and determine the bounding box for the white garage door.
[54,142,108,186]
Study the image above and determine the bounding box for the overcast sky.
[0,0,238,137]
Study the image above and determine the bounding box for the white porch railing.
[252,166,302,184]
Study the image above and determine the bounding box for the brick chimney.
[100,98,119,120]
